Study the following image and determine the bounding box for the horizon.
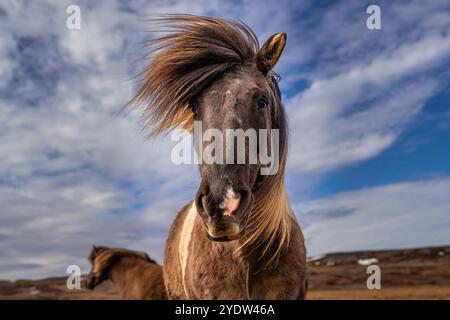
[3,243,449,281]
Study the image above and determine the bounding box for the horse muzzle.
[85,273,101,290]
[205,215,241,241]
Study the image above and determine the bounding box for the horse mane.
[88,246,157,272]
[129,15,294,269]
[128,14,259,136]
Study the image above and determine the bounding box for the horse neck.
[108,258,138,296]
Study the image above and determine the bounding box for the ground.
[1,245,449,300]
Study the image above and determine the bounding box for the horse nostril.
[196,185,250,219]
[195,193,205,212]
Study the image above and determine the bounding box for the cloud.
[288,79,439,173]
[297,177,450,256]
[286,3,450,174]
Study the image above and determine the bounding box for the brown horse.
[85,246,167,300]
[129,15,307,299]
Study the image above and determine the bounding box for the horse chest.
[170,202,307,300]
[186,241,250,299]
[178,205,250,299]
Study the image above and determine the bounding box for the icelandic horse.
[129,15,307,299]
[85,246,167,299]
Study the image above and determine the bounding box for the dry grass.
[1,245,449,300]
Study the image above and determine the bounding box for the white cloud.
[286,28,450,173]
[0,31,16,87]
[297,177,450,256]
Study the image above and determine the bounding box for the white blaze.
[179,203,197,298]
[220,186,240,216]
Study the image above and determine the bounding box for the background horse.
[85,246,167,300]
[130,15,307,299]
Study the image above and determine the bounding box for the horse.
[85,245,167,300]
[129,15,307,299]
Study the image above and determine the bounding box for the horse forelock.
[128,15,261,137]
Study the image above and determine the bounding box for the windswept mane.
[128,15,259,136]
[88,246,157,268]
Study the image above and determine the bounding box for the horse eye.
[257,99,268,109]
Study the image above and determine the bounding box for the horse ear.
[256,32,287,75]
[88,245,99,262]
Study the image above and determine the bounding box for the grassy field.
[1,245,449,300]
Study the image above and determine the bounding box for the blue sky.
[0,0,449,280]
[308,88,450,198]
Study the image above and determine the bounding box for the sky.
[0,0,449,280]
